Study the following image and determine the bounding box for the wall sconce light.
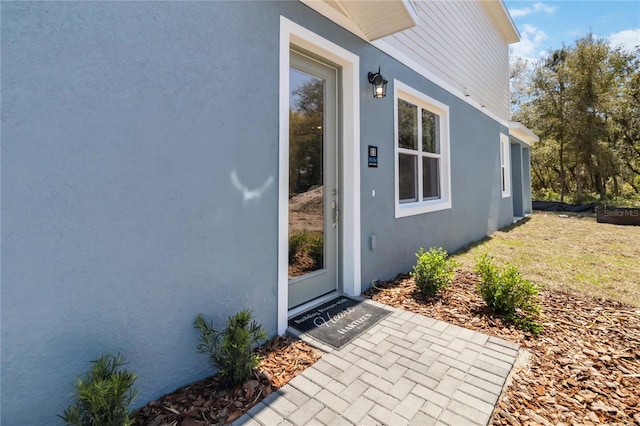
[368,67,388,99]
[480,98,486,108]
[463,86,470,97]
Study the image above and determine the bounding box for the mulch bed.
[363,270,640,426]
[133,270,640,426]
[132,336,322,426]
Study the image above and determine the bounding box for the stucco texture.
[1,1,516,424]
[358,68,514,286]
[2,2,283,423]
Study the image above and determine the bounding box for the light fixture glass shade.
[368,68,388,99]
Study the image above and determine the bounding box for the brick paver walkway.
[234,300,519,426]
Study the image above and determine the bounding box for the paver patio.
[234,300,519,426]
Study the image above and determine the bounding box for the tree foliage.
[289,80,323,196]
[510,53,532,113]
[512,34,640,204]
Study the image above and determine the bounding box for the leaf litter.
[133,267,639,425]
[132,336,321,425]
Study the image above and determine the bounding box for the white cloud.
[509,2,556,18]
[510,24,549,61]
[608,29,640,52]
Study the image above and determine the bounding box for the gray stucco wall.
[2,1,515,424]
[2,2,285,423]
[359,81,514,285]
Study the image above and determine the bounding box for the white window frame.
[500,133,511,197]
[394,80,451,218]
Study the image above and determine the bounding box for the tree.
[610,48,640,193]
[515,47,572,201]
[289,80,323,195]
[510,53,532,114]
[512,34,639,204]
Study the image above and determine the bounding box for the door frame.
[287,50,339,309]
[278,16,361,334]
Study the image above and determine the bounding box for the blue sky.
[504,1,640,60]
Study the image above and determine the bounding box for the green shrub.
[288,231,324,267]
[60,354,138,426]
[288,232,306,263]
[476,254,543,334]
[306,233,324,267]
[194,309,267,386]
[411,247,457,296]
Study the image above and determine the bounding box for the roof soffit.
[302,0,417,41]
[509,121,539,145]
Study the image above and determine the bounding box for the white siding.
[381,0,510,121]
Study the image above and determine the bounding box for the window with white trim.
[395,81,451,218]
[500,133,511,197]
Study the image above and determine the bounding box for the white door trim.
[278,16,361,334]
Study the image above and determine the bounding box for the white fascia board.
[509,121,539,145]
[403,0,420,26]
[480,0,520,44]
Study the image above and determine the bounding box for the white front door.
[287,50,339,309]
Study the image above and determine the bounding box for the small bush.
[306,233,324,267]
[195,309,267,386]
[476,255,543,334]
[289,231,324,268]
[288,232,306,263]
[411,247,457,296]
[60,354,138,426]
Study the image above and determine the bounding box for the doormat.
[288,296,392,349]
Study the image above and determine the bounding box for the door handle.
[331,200,339,228]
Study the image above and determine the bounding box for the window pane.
[422,110,439,153]
[423,157,440,199]
[289,68,325,278]
[399,154,417,202]
[398,99,418,150]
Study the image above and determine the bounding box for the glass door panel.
[288,68,325,278]
[287,50,339,309]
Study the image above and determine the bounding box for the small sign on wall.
[368,145,378,168]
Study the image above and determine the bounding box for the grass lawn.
[451,211,640,308]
